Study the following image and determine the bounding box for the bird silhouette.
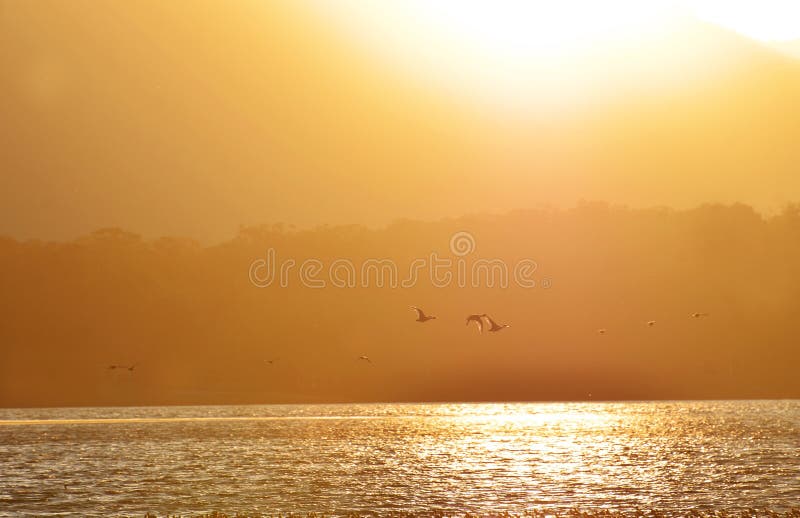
[484,314,510,332]
[691,312,709,318]
[358,355,372,364]
[647,320,656,327]
[466,314,485,334]
[410,306,437,322]
[108,364,136,371]
[598,328,607,335]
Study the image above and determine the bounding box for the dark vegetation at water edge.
[2,203,800,406]
[143,508,800,518]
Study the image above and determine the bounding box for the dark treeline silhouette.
[1,202,799,407]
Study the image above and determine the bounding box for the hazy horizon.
[2,202,799,408]
[3,1,800,408]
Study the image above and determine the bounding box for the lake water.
[0,401,798,516]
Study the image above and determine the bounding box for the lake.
[0,401,798,516]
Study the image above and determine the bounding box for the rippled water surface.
[0,401,798,516]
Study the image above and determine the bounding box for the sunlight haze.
[2,3,800,513]
[3,1,800,241]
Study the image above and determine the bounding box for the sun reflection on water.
[0,401,798,515]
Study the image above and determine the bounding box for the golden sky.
[2,1,800,241]
[2,2,800,406]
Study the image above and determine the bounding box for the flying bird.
[108,364,136,371]
[411,306,437,323]
[647,320,656,327]
[598,328,607,335]
[484,314,510,333]
[691,312,709,318]
[466,314,485,334]
[358,355,372,364]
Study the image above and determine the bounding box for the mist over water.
[1,401,798,516]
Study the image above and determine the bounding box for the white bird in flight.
[410,306,437,323]
[484,314,510,333]
[466,314,485,334]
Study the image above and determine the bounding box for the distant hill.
[1,204,799,407]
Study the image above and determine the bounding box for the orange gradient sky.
[2,1,800,241]
[2,1,800,407]
[312,1,800,109]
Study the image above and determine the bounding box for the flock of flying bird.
[596,312,709,334]
[108,308,711,368]
[354,307,511,364]
[355,307,510,364]
[410,306,709,337]
[410,306,511,334]
[107,364,136,372]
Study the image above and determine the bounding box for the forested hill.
[1,203,799,407]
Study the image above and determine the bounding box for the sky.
[683,0,800,40]
[313,0,800,107]
[3,1,800,241]
[2,1,800,406]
